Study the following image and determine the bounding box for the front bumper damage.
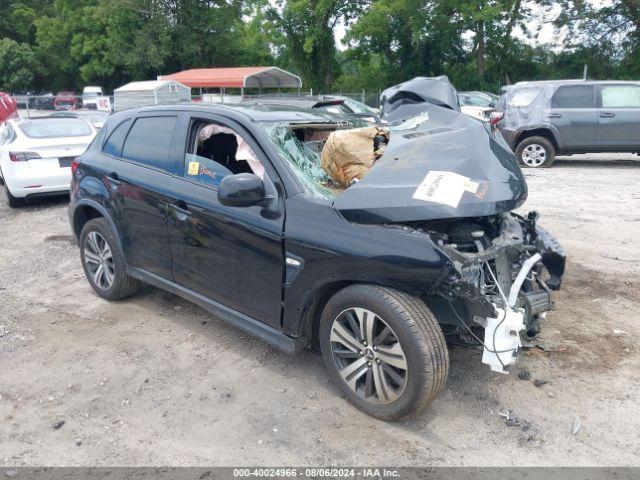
[433,211,565,373]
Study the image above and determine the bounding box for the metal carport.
[161,67,302,97]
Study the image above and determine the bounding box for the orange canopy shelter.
[161,67,302,90]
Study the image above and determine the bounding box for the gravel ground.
[0,154,639,466]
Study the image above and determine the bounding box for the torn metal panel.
[333,103,527,224]
[380,75,460,119]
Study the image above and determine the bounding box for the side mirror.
[218,173,267,207]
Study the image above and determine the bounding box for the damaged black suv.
[69,81,565,421]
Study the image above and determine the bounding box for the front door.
[165,113,285,328]
[596,83,640,149]
[546,84,597,150]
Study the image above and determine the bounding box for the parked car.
[459,91,497,108]
[51,110,109,130]
[33,92,55,110]
[242,96,381,124]
[0,92,18,122]
[68,99,564,420]
[82,86,104,109]
[0,117,96,207]
[496,80,640,167]
[460,105,491,122]
[330,95,380,122]
[54,91,81,110]
[459,91,499,122]
[12,92,34,109]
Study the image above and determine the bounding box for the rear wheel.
[319,284,448,421]
[516,136,555,168]
[80,218,141,300]
[5,186,25,208]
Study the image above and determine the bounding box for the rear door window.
[103,119,131,157]
[121,116,177,171]
[551,85,595,108]
[601,85,640,108]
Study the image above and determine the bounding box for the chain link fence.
[11,93,116,117]
[10,89,382,116]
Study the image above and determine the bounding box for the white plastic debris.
[482,307,525,373]
[572,416,581,435]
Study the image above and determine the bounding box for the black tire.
[5,186,24,208]
[319,284,449,421]
[79,218,141,300]
[515,136,555,168]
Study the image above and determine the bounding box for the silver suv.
[497,80,640,167]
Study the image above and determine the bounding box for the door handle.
[169,200,191,221]
[599,112,616,118]
[106,172,121,186]
[547,113,562,118]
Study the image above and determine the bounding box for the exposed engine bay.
[414,211,565,372]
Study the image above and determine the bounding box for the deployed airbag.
[321,126,389,187]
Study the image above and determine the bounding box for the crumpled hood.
[333,104,528,224]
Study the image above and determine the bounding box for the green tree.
[556,0,640,78]
[0,38,40,91]
[266,0,364,92]
[0,0,52,43]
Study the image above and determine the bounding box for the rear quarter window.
[103,119,131,157]
[507,88,541,108]
[121,116,178,171]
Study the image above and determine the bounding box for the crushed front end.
[425,211,565,373]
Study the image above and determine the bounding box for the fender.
[70,198,125,257]
[515,125,563,151]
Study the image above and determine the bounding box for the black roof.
[126,102,345,124]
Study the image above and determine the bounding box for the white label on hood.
[412,171,478,208]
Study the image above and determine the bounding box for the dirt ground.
[1,154,639,467]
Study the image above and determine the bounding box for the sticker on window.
[187,161,200,176]
[412,171,479,208]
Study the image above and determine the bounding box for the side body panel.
[281,195,451,337]
[547,84,597,150]
[596,84,640,149]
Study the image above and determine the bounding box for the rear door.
[596,83,640,149]
[164,113,285,328]
[547,84,597,150]
[104,114,180,280]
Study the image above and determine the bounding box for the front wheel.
[515,136,556,168]
[319,285,449,421]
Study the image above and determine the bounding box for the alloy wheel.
[84,231,115,290]
[330,307,408,405]
[521,143,547,167]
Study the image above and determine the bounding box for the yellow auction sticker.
[187,161,200,176]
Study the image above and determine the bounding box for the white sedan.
[460,105,492,122]
[0,117,96,207]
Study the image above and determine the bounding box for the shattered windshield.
[265,124,336,199]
